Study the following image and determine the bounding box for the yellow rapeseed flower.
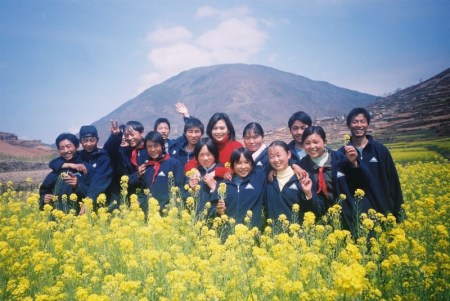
[343,134,351,145]
[354,189,365,199]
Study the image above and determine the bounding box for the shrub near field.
[0,159,449,300]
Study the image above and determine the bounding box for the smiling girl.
[242,122,269,172]
[211,148,266,229]
[187,137,224,214]
[299,126,372,235]
[131,131,184,216]
[264,140,322,225]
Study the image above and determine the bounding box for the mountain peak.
[92,63,376,145]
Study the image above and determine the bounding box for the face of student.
[349,114,369,138]
[243,130,263,153]
[125,128,143,148]
[120,135,129,148]
[290,120,309,145]
[185,127,202,147]
[233,154,252,178]
[303,133,326,159]
[80,137,98,153]
[268,145,291,171]
[198,145,215,169]
[211,119,229,142]
[146,140,163,160]
[58,139,77,161]
[156,123,170,140]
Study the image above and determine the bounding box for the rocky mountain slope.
[91,64,376,144]
[265,67,450,148]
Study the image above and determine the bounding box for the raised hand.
[110,119,120,136]
[175,102,190,118]
[299,174,313,200]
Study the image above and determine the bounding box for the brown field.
[0,169,50,190]
[0,140,54,158]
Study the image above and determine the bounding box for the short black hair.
[144,131,166,155]
[230,147,255,171]
[346,107,371,127]
[55,133,79,149]
[288,111,312,129]
[243,122,264,138]
[184,117,204,134]
[301,126,326,144]
[126,120,144,133]
[194,137,219,164]
[154,118,171,131]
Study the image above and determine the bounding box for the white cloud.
[139,6,268,90]
[198,18,267,60]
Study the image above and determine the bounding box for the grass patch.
[386,138,450,161]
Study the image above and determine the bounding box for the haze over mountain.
[91,64,376,144]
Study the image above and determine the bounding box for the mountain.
[265,67,450,148]
[92,64,376,145]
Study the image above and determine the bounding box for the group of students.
[39,103,404,235]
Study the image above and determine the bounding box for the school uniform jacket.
[103,133,149,195]
[171,140,196,169]
[132,157,185,211]
[49,148,113,203]
[189,163,223,215]
[339,135,404,220]
[210,167,266,229]
[264,173,323,224]
[287,140,306,166]
[40,155,93,213]
[300,149,372,235]
[254,147,271,174]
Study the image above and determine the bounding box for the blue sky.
[1,0,449,144]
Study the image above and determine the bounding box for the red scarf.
[130,144,144,167]
[316,166,329,197]
[145,153,170,186]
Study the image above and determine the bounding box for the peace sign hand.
[110,119,120,136]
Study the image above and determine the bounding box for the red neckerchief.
[316,166,328,197]
[130,144,144,167]
[145,153,170,186]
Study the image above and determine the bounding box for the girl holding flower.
[211,148,266,229]
[299,126,372,235]
[186,137,223,214]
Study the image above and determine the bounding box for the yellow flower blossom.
[354,188,365,199]
[343,134,351,145]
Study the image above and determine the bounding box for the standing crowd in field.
[39,103,404,236]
